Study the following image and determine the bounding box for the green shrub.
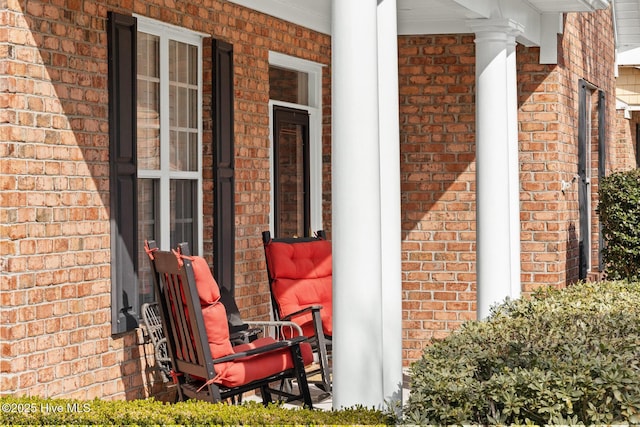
[405,281,640,425]
[0,396,392,425]
[598,168,640,281]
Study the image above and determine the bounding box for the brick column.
[469,19,523,318]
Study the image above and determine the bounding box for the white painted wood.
[540,13,563,64]
[468,18,523,319]
[377,0,404,412]
[331,0,383,410]
[227,0,612,40]
[267,53,324,235]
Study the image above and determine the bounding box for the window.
[578,80,605,279]
[108,13,204,333]
[136,19,204,305]
[268,52,323,237]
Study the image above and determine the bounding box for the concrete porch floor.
[246,369,412,411]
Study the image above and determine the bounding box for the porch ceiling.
[615,0,640,64]
[228,0,611,38]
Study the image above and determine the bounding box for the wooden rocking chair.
[145,240,314,406]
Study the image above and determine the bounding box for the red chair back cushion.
[188,256,234,361]
[188,255,314,386]
[264,240,332,336]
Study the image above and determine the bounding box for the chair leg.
[316,333,331,392]
[291,343,313,408]
[311,310,331,392]
[260,385,272,406]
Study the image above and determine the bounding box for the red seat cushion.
[187,255,313,385]
[214,337,313,388]
[265,240,332,337]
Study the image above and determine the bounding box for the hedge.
[404,280,640,425]
[598,168,640,281]
[0,396,392,425]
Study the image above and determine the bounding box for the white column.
[377,0,403,411]
[468,19,523,319]
[331,0,384,409]
[506,25,522,300]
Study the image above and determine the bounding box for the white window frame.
[136,16,206,254]
[268,51,324,234]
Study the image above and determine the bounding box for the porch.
[4,0,639,408]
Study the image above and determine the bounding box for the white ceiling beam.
[452,0,492,17]
[528,0,609,12]
[618,46,640,64]
[539,13,563,63]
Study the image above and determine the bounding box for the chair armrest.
[229,327,262,343]
[212,336,307,364]
[244,320,304,338]
[282,305,323,321]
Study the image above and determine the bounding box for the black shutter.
[636,124,640,168]
[577,80,589,281]
[212,39,235,296]
[597,90,606,271]
[108,12,138,334]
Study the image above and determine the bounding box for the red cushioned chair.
[262,231,332,392]
[145,240,313,406]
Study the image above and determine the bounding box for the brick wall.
[0,0,330,400]
[553,9,617,284]
[614,109,640,170]
[398,34,477,361]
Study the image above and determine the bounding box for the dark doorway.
[272,106,310,238]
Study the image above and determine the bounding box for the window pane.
[269,66,309,105]
[170,179,197,253]
[277,123,306,237]
[137,33,160,170]
[189,87,198,128]
[137,103,160,169]
[137,33,159,78]
[169,40,198,172]
[189,132,198,170]
[138,179,158,306]
[189,45,198,84]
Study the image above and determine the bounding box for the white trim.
[539,13,562,64]
[269,51,324,108]
[267,53,324,235]
[135,15,209,40]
